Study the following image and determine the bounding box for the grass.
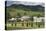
[6,21,44,30]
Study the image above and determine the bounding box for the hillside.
[7,4,44,11]
[6,4,45,19]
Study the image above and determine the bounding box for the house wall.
[33,17,44,22]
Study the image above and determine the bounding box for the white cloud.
[7,1,44,7]
[6,0,45,3]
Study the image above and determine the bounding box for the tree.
[22,22,24,26]
[17,13,20,16]
[26,23,28,27]
[24,12,27,15]
[31,22,33,27]
[31,16,33,21]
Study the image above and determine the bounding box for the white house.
[20,16,31,21]
[9,18,17,21]
[33,17,44,22]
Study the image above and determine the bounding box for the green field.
[6,21,44,30]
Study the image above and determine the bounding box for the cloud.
[6,1,44,7]
[6,0,44,3]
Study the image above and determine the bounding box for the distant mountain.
[8,4,44,7]
[7,4,44,12]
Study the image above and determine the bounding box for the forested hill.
[6,4,44,19]
[7,4,44,12]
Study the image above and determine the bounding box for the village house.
[20,16,31,21]
[8,16,44,22]
[33,17,44,22]
[8,18,17,23]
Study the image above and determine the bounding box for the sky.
[6,0,44,6]
[6,0,44,3]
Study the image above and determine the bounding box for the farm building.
[33,17,44,22]
[8,16,44,22]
